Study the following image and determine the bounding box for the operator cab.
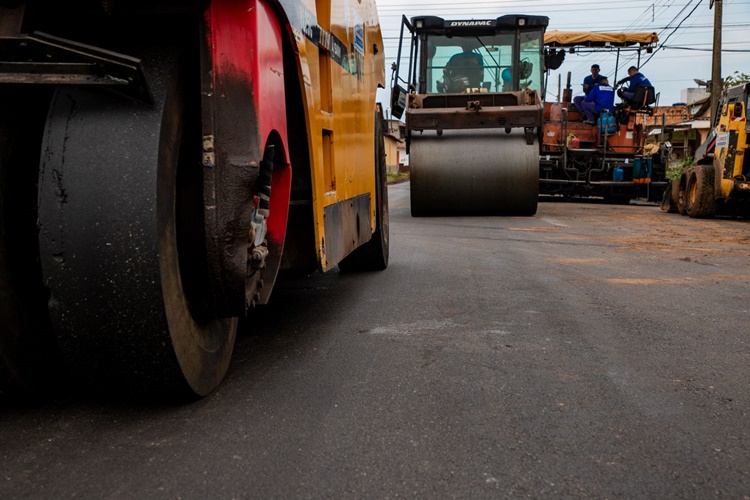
[408,15,548,95]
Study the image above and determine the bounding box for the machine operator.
[581,76,615,124]
[574,64,605,118]
[615,66,655,106]
[442,48,485,93]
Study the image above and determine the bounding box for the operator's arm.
[582,75,592,94]
[616,75,631,87]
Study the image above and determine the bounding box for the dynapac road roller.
[0,0,388,398]
[390,14,548,216]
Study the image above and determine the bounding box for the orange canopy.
[544,31,659,48]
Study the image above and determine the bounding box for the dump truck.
[390,14,548,216]
[540,31,668,203]
[0,0,388,398]
[662,83,750,217]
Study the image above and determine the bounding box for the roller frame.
[199,0,291,316]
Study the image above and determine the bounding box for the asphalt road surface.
[2,183,750,498]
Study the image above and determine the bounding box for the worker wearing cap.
[615,66,653,103]
[573,64,605,117]
[581,77,615,124]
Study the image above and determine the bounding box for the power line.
[380,21,750,38]
[376,1,707,11]
[591,0,704,81]
[641,0,705,67]
[379,0,747,103]
[661,46,750,52]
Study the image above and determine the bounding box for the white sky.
[374,0,750,109]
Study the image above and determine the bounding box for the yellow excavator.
[662,83,750,217]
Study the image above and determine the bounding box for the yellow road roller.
[0,0,387,398]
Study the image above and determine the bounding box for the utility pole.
[710,0,723,126]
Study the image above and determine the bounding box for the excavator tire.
[686,165,716,218]
[660,179,679,213]
[677,177,688,216]
[409,129,539,217]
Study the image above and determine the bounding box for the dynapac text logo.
[449,20,494,27]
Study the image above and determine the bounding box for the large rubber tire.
[670,179,681,212]
[410,129,538,216]
[0,86,61,396]
[37,52,236,398]
[338,113,389,272]
[660,180,678,213]
[677,177,688,216]
[686,165,716,218]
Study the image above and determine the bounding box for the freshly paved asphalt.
[2,183,749,497]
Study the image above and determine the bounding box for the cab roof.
[409,15,549,36]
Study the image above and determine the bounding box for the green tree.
[724,71,750,89]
